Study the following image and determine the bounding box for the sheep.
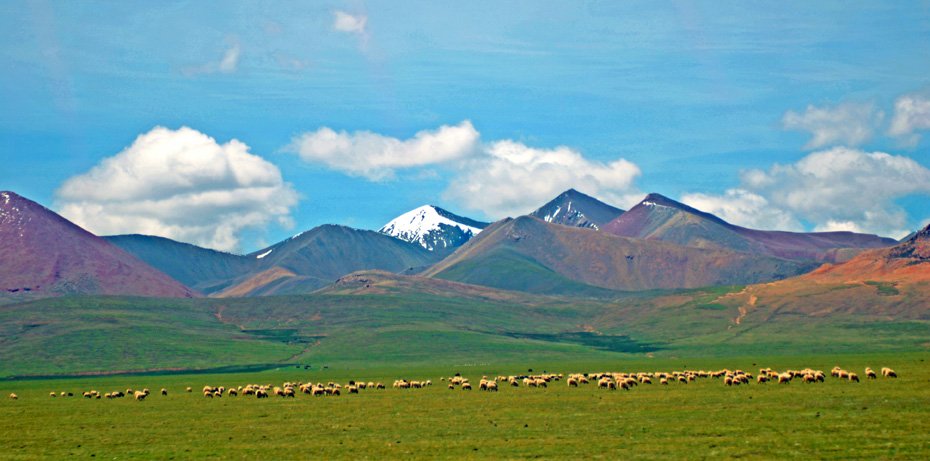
[255,389,269,399]
[376,383,385,389]
[757,375,768,384]
[49,392,56,397]
[849,373,859,383]
[567,378,578,387]
[486,382,499,392]
[348,386,358,394]
[778,373,791,384]
[203,386,215,394]
[597,378,610,389]
[535,379,547,388]
[724,376,733,386]
[881,367,897,378]
[228,389,238,397]
[134,391,147,401]
[9,393,17,399]
[607,381,617,390]
[865,368,877,379]
[161,389,167,396]
[660,378,669,385]
[186,387,192,393]
[204,391,214,398]
[462,383,472,390]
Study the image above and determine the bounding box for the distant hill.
[104,234,256,295]
[422,215,818,294]
[603,193,896,263]
[0,191,199,299]
[528,188,624,230]
[215,225,442,297]
[378,205,489,252]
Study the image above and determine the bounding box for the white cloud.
[889,93,930,146]
[680,147,930,238]
[332,10,369,49]
[182,37,241,77]
[742,147,930,238]
[781,102,880,150]
[332,10,367,33]
[286,121,640,219]
[444,140,641,218]
[56,127,298,252]
[680,189,803,232]
[286,121,480,181]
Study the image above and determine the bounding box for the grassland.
[0,353,926,458]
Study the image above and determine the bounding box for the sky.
[2,1,930,253]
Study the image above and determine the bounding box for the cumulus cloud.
[182,37,241,77]
[889,93,930,146]
[687,147,930,238]
[56,127,298,252]
[286,121,641,218]
[286,121,481,181]
[781,102,881,150]
[444,140,641,218]
[680,189,803,232]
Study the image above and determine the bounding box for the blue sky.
[2,1,930,252]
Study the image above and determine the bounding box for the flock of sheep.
[5,365,898,402]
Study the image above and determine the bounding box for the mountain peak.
[528,189,624,230]
[379,205,488,251]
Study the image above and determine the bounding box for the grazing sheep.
[134,391,147,401]
[849,373,859,383]
[49,392,56,397]
[536,379,547,388]
[256,389,269,399]
[881,367,897,378]
[376,383,385,389]
[607,381,617,390]
[204,391,214,398]
[348,386,358,394]
[757,375,768,384]
[486,382,498,392]
[462,383,472,390]
[567,378,578,387]
[778,373,791,384]
[228,389,238,397]
[660,378,668,385]
[186,387,192,393]
[161,389,167,396]
[597,378,610,389]
[9,393,17,400]
[724,376,733,386]
[865,368,877,379]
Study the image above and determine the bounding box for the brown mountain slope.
[603,193,896,263]
[713,224,930,320]
[0,191,199,299]
[422,215,819,293]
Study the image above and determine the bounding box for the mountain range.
[0,188,907,301]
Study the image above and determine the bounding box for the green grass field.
[1,353,927,458]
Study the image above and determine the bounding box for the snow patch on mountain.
[379,205,484,251]
[255,249,273,259]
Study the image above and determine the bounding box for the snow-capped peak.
[379,205,485,251]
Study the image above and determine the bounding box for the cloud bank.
[287,121,642,218]
[781,102,880,150]
[682,147,930,238]
[57,126,298,252]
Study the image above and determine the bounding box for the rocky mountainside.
[422,215,818,294]
[528,188,624,230]
[603,193,896,263]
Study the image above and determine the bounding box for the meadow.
[1,353,927,459]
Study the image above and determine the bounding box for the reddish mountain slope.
[714,223,930,320]
[603,193,896,263]
[0,191,199,298]
[423,216,818,293]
